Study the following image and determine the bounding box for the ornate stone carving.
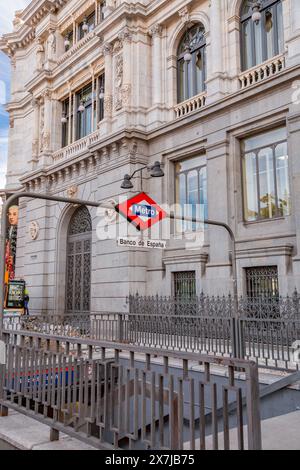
[36,38,44,71]
[114,53,123,111]
[122,84,131,106]
[32,140,39,157]
[67,185,78,199]
[102,42,113,56]
[47,29,56,61]
[118,28,132,44]
[178,6,190,24]
[149,24,163,37]
[103,95,113,115]
[42,131,50,152]
[39,104,45,153]
[113,39,123,54]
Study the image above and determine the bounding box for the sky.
[0,1,31,189]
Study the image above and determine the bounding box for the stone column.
[210,0,222,75]
[288,106,300,290]
[118,28,132,111]
[101,42,113,133]
[285,0,300,66]
[206,0,227,102]
[29,98,40,169]
[38,90,53,167]
[149,24,163,107]
[205,135,232,295]
[67,85,72,145]
[44,91,52,152]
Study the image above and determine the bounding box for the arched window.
[241,0,284,71]
[177,23,206,104]
[66,206,92,314]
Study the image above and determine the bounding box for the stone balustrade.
[239,55,285,90]
[52,129,102,163]
[56,31,96,66]
[174,91,207,119]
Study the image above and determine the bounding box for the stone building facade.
[1,0,300,314]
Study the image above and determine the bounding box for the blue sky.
[0,1,31,188]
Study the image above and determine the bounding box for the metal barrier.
[3,293,300,372]
[0,330,261,450]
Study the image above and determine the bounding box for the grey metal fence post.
[245,362,262,450]
[118,313,124,342]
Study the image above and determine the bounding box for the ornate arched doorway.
[65,206,92,314]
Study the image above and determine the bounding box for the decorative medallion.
[29,221,40,240]
[67,185,78,199]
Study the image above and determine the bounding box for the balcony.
[52,129,102,164]
[174,91,207,119]
[56,31,96,67]
[239,55,285,90]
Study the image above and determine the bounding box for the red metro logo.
[116,192,167,231]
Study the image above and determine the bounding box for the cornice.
[0,0,69,56]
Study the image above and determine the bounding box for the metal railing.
[0,330,261,450]
[4,300,300,371]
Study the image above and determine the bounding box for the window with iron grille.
[173,272,196,300]
[245,266,279,300]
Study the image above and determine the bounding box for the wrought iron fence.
[0,330,261,450]
[3,292,300,371]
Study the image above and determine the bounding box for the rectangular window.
[78,12,95,41]
[246,266,279,300]
[175,155,207,232]
[242,127,290,222]
[76,84,93,140]
[173,272,196,300]
[98,73,105,122]
[61,97,73,147]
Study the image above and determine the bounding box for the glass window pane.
[242,127,287,153]
[85,106,92,136]
[195,50,204,94]
[243,152,258,221]
[175,156,207,232]
[275,142,290,216]
[254,21,263,65]
[178,59,185,103]
[176,155,206,173]
[258,147,276,219]
[276,1,284,54]
[265,9,275,59]
[242,20,253,70]
[199,167,208,221]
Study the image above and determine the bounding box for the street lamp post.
[120,162,165,191]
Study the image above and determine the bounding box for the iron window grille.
[173,271,196,300]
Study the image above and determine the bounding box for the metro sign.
[116,192,167,231]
